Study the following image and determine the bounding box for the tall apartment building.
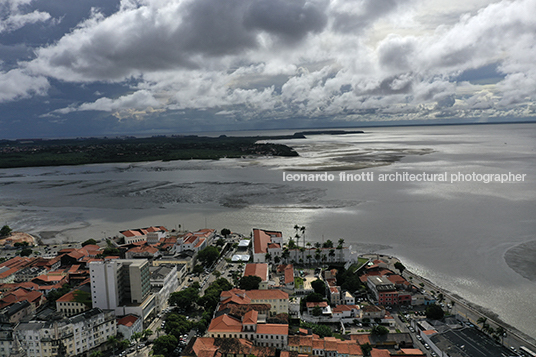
[16,308,116,357]
[89,259,155,321]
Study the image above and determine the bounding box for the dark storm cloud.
[331,0,411,33]
[178,0,257,56]
[243,0,328,43]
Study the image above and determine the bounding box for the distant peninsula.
[0,134,302,169]
[294,130,364,136]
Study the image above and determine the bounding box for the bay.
[0,123,535,338]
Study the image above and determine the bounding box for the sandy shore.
[504,240,536,282]
[0,231,38,246]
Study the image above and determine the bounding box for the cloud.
[0,0,534,137]
[0,69,49,102]
[0,0,52,34]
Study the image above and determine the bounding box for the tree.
[82,238,98,247]
[19,248,33,256]
[300,226,306,248]
[312,305,322,316]
[311,279,326,296]
[305,292,324,303]
[0,225,12,237]
[477,316,487,330]
[425,304,444,320]
[90,351,103,357]
[152,335,178,357]
[265,252,272,262]
[46,284,71,303]
[322,240,333,248]
[107,336,119,356]
[371,325,389,336]
[238,275,262,290]
[221,228,231,237]
[394,262,406,274]
[360,343,373,356]
[197,246,220,268]
[131,332,143,346]
[312,324,332,338]
[102,247,119,257]
[215,238,225,247]
[337,239,345,248]
[168,288,199,310]
[73,290,92,307]
[287,239,296,249]
[495,326,506,344]
[142,329,153,340]
[274,256,281,264]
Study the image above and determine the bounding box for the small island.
[0,135,301,169]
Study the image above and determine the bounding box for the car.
[424,343,430,350]
[409,327,415,333]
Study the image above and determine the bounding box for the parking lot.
[431,327,513,357]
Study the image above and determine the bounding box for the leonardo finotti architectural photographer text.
[282,171,527,184]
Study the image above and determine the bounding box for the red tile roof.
[207,314,243,333]
[332,304,359,312]
[194,238,206,248]
[370,349,390,357]
[246,289,288,300]
[117,315,139,327]
[256,324,288,335]
[284,267,294,284]
[242,309,258,324]
[56,290,79,302]
[306,301,328,308]
[244,263,268,282]
[252,229,281,255]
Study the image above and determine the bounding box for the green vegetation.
[360,343,373,356]
[300,322,332,338]
[220,228,231,237]
[82,238,98,246]
[371,325,389,336]
[46,284,72,304]
[73,290,92,308]
[169,287,199,311]
[18,247,33,256]
[311,279,326,296]
[394,261,406,274]
[0,135,300,169]
[294,276,304,289]
[197,246,220,268]
[238,275,262,290]
[425,304,445,320]
[336,266,363,294]
[152,335,178,357]
[0,225,12,237]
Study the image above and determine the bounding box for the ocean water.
[0,123,535,337]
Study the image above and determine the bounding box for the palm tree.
[329,249,335,261]
[282,249,290,264]
[337,238,345,248]
[477,316,487,330]
[300,226,306,248]
[306,254,312,265]
[107,336,119,356]
[495,326,506,345]
[295,233,301,250]
[314,242,321,248]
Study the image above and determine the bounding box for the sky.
[0,0,535,139]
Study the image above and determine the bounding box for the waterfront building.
[89,259,155,322]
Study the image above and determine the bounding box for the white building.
[252,229,283,263]
[150,265,179,313]
[16,308,116,357]
[117,315,143,341]
[89,259,156,322]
